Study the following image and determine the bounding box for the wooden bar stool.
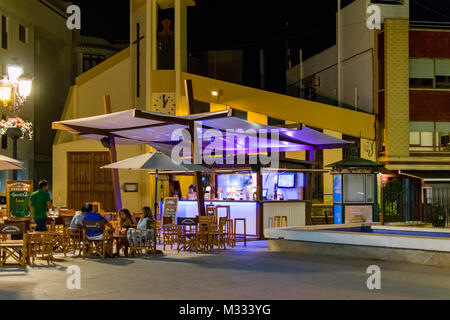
[234,218,246,247]
[225,219,235,248]
[216,206,231,223]
[273,216,288,228]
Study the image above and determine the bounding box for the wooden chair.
[156,220,162,243]
[62,215,82,256]
[210,217,227,250]
[198,216,215,252]
[0,222,28,267]
[87,202,102,214]
[177,217,199,253]
[49,216,66,254]
[162,216,177,250]
[128,219,156,257]
[82,220,113,259]
[27,231,54,265]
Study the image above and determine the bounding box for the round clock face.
[153,93,176,114]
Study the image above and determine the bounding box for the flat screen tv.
[277,173,296,188]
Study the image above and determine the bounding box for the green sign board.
[7,180,33,219]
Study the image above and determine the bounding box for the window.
[410,121,434,151]
[1,15,7,50]
[366,175,374,203]
[343,174,365,203]
[410,59,450,89]
[191,100,210,114]
[409,132,433,147]
[409,59,434,88]
[268,117,285,126]
[19,24,26,43]
[408,121,450,152]
[435,60,450,89]
[436,122,450,151]
[342,135,360,160]
[232,109,247,120]
[82,54,106,72]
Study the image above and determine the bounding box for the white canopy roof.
[53,109,354,154]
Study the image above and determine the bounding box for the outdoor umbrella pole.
[154,169,158,219]
[153,169,158,255]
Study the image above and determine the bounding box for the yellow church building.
[53,0,376,218]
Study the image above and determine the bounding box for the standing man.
[29,180,54,231]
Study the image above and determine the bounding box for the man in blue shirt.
[82,203,114,240]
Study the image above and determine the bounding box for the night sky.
[70,0,450,92]
[72,0,450,53]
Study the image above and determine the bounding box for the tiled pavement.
[0,241,449,300]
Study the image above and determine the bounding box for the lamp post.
[0,60,33,180]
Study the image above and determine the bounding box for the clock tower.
[130,0,195,115]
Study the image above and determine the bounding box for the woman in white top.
[127,206,154,245]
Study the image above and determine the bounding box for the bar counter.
[161,199,309,238]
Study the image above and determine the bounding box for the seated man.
[70,205,87,231]
[82,203,113,240]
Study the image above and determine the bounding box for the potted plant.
[0,117,33,140]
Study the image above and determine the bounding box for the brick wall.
[410,31,450,59]
[410,90,450,122]
[384,19,410,157]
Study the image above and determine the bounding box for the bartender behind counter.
[186,184,197,200]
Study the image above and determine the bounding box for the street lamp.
[0,60,33,180]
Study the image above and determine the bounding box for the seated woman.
[117,209,137,256]
[127,207,155,246]
[119,208,137,231]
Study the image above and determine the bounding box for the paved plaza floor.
[0,241,449,300]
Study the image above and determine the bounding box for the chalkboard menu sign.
[7,180,33,219]
[162,197,178,220]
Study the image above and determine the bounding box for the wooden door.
[67,152,115,212]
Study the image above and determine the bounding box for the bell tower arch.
[130,0,194,114]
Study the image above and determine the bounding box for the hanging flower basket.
[0,117,33,140]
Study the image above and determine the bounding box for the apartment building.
[287,0,450,220]
[0,0,74,193]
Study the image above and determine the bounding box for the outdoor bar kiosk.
[162,158,316,239]
[329,157,385,224]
